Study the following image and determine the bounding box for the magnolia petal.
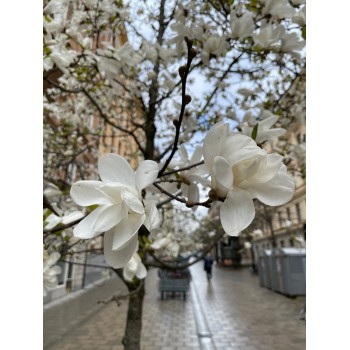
[203,123,229,170]
[47,252,61,266]
[178,144,189,162]
[135,160,159,193]
[98,154,135,187]
[143,202,160,231]
[190,146,203,164]
[123,267,136,282]
[246,171,295,206]
[73,205,111,239]
[226,145,263,168]
[93,204,124,233]
[70,180,110,206]
[187,173,210,186]
[62,211,84,225]
[112,213,145,250]
[45,214,62,230]
[104,230,138,269]
[256,128,286,144]
[150,236,171,250]
[259,115,278,130]
[212,156,233,192]
[121,190,144,214]
[250,153,284,183]
[187,184,199,211]
[220,134,256,161]
[136,263,147,279]
[220,188,255,236]
[187,183,199,203]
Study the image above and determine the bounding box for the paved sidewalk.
[44,261,305,350]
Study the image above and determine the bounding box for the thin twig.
[158,37,196,176]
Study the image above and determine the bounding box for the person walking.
[204,253,214,281]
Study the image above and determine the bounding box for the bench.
[158,269,191,300]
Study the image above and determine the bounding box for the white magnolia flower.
[49,46,77,72]
[44,184,62,198]
[203,123,295,236]
[292,6,306,27]
[241,114,286,144]
[150,234,172,250]
[114,43,142,67]
[43,250,62,296]
[173,145,209,206]
[252,23,284,50]
[70,154,159,268]
[230,12,255,41]
[237,88,256,98]
[244,241,252,249]
[150,233,180,258]
[169,21,192,57]
[44,211,85,230]
[201,36,227,64]
[262,0,296,19]
[123,248,147,282]
[281,32,305,53]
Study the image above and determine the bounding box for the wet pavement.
[44,261,305,350]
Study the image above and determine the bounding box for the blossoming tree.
[43,0,306,348]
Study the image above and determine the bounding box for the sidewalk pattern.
[44,261,305,350]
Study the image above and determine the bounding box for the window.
[296,203,302,223]
[56,261,66,285]
[278,212,283,227]
[286,207,291,221]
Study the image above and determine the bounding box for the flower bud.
[173,119,179,127]
[184,95,192,105]
[189,48,197,59]
[178,66,186,78]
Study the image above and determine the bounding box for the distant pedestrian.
[204,253,214,281]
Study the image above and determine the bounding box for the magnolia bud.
[173,119,179,127]
[178,66,186,78]
[184,95,192,105]
[189,48,197,59]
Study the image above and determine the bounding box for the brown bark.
[122,281,145,350]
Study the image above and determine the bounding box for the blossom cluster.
[69,122,294,276]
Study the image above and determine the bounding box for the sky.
[2,1,350,348]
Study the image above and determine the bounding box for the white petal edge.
[98,154,135,187]
[121,190,144,214]
[70,180,110,206]
[112,213,146,251]
[203,122,229,170]
[246,171,295,206]
[136,263,147,279]
[212,156,233,196]
[73,205,111,239]
[104,231,138,269]
[135,160,159,193]
[220,188,255,236]
[93,204,124,233]
[143,202,160,231]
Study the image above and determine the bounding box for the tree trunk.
[122,281,145,350]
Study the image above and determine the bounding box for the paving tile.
[44,261,305,349]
